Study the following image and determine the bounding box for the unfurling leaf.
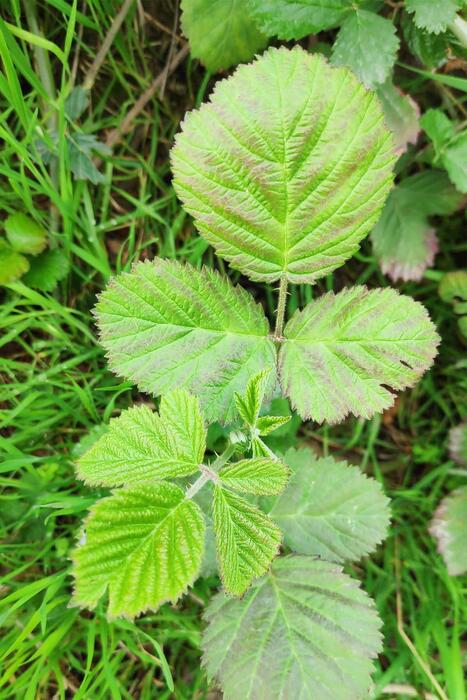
[256,414,291,435]
[180,0,267,72]
[72,483,205,618]
[264,448,390,561]
[246,0,351,40]
[279,286,439,423]
[22,248,70,291]
[95,258,276,423]
[218,457,289,495]
[202,556,383,700]
[0,240,30,285]
[234,369,272,428]
[172,46,396,284]
[371,170,462,282]
[430,486,467,576]
[4,213,47,255]
[212,485,281,595]
[449,422,467,465]
[77,390,206,486]
[377,80,420,155]
[331,10,399,88]
[406,0,460,35]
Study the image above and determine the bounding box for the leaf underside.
[95,258,276,423]
[172,46,396,284]
[430,486,467,576]
[279,285,439,423]
[72,483,205,618]
[265,448,390,562]
[212,485,282,596]
[202,555,383,700]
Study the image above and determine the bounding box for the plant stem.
[185,442,237,499]
[274,274,288,340]
[448,16,467,48]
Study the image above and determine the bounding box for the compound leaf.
[212,485,281,595]
[377,79,420,155]
[265,448,390,561]
[72,483,205,618]
[180,0,268,72]
[331,10,399,88]
[202,555,383,700]
[22,248,70,291]
[234,369,271,427]
[406,0,460,34]
[371,170,462,282]
[246,0,352,40]
[430,486,467,576]
[0,240,29,285]
[95,258,276,423]
[77,391,205,486]
[172,46,396,284]
[4,212,47,255]
[279,286,439,423]
[218,457,289,495]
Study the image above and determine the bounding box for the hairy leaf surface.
[218,457,289,495]
[377,80,420,155]
[246,0,351,40]
[202,555,383,700]
[279,286,439,423]
[77,391,205,486]
[371,170,462,282]
[430,486,467,576]
[95,259,276,423]
[172,46,396,284]
[72,483,205,618]
[264,448,390,561]
[180,0,267,72]
[213,486,281,595]
[406,0,460,34]
[234,369,271,427]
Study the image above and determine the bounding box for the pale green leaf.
[377,80,420,154]
[77,392,206,486]
[212,485,281,595]
[406,0,460,34]
[251,436,277,459]
[421,108,456,155]
[0,240,29,285]
[442,131,467,194]
[95,258,276,423]
[256,414,291,435]
[22,248,70,291]
[371,170,462,282]
[4,212,47,255]
[218,457,289,495]
[246,0,352,40]
[72,483,205,618]
[172,46,396,284]
[449,422,467,466]
[202,555,383,700]
[279,286,439,423]
[331,10,399,88]
[180,0,268,72]
[234,369,271,427]
[430,486,467,576]
[265,448,390,561]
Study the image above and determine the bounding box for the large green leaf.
[430,486,467,576]
[406,0,460,34]
[72,483,205,618]
[180,0,268,73]
[371,170,462,282]
[95,258,276,423]
[172,46,396,284]
[279,286,439,423]
[202,555,383,700]
[218,457,289,495]
[265,448,390,561]
[246,0,351,40]
[331,10,399,88]
[212,485,281,595]
[77,390,205,486]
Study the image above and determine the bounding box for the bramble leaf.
[4,213,47,255]
[72,483,205,618]
[202,555,383,700]
[430,486,467,576]
[212,485,281,595]
[331,10,399,88]
[218,457,289,495]
[406,0,460,35]
[371,170,462,282]
[439,270,467,338]
[180,0,268,72]
[172,46,396,284]
[95,258,276,423]
[264,448,390,561]
[279,286,439,423]
[256,414,291,435]
[449,422,467,465]
[22,248,70,291]
[234,369,271,428]
[0,240,29,285]
[246,0,351,40]
[77,391,206,486]
[377,79,420,155]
